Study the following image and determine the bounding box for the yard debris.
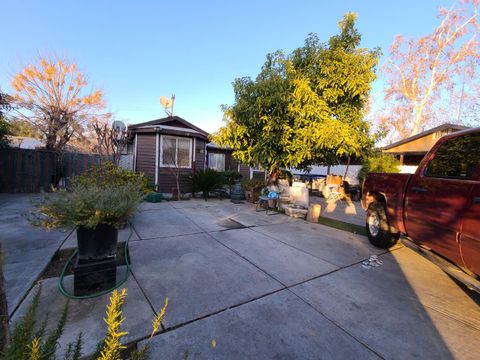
[362,255,383,269]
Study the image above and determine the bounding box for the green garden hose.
[58,224,133,299]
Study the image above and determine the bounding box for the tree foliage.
[0,91,12,148]
[11,54,109,152]
[213,13,379,180]
[379,0,480,141]
[357,152,401,183]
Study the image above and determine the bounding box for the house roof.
[128,116,209,137]
[383,123,469,151]
[206,142,233,150]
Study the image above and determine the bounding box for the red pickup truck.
[362,128,480,282]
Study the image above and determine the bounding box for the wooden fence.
[0,148,103,193]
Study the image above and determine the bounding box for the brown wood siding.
[135,134,156,185]
[194,139,206,171]
[156,137,205,193]
[157,167,194,193]
[162,119,190,129]
[239,164,250,179]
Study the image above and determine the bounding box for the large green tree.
[213,13,379,182]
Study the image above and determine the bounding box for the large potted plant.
[38,163,147,295]
[40,182,144,261]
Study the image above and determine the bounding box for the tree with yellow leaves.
[11,54,109,152]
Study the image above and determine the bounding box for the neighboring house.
[128,116,209,193]
[383,123,469,172]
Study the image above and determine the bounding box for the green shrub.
[144,192,163,203]
[357,153,401,183]
[221,171,242,186]
[188,168,225,200]
[279,169,292,185]
[38,182,144,230]
[1,285,79,360]
[76,162,150,195]
[2,286,168,360]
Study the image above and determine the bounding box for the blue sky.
[1,0,449,133]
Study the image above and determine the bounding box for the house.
[128,116,209,193]
[127,116,267,194]
[382,123,469,167]
[206,143,266,180]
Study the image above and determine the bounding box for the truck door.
[460,182,480,276]
[405,132,479,265]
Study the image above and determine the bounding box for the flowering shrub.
[76,162,150,195]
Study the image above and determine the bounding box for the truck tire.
[366,202,399,249]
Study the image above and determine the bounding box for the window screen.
[208,153,225,171]
[177,139,191,167]
[162,137,176,166]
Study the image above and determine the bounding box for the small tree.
[91,119,128,165]
[162,139,191,200]
[213,13,379,184]
[357,153,401,183]
[11,54,109,152]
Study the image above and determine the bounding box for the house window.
[120,142,134,155]
[208,153,225,171]
[160,136,192,168]
[252,162,263,171]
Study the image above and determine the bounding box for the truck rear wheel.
[366,202,399,249]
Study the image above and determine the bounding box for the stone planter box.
[284,204,308,219]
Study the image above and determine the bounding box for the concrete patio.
[3,195,480,359]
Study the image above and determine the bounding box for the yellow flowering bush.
[76,162,150,195]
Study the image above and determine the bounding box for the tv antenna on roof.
[160,94,175,117]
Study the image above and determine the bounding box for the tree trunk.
[175,175,181,201]
[343,156,351,179]
[268,168,280,186]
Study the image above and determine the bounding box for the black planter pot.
[76,224,118,262]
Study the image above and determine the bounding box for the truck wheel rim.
[368,213,380,237]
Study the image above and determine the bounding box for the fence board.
[0,149,103,193]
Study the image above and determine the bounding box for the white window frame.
[208,152,226,171]
[159,135,192,168]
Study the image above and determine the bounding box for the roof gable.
[383,123,469,151]
[129,116,209,137]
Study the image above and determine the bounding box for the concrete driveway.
[5,196,480,359]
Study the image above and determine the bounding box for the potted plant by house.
[38,164,146,294]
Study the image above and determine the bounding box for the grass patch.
[318,217,367,236]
